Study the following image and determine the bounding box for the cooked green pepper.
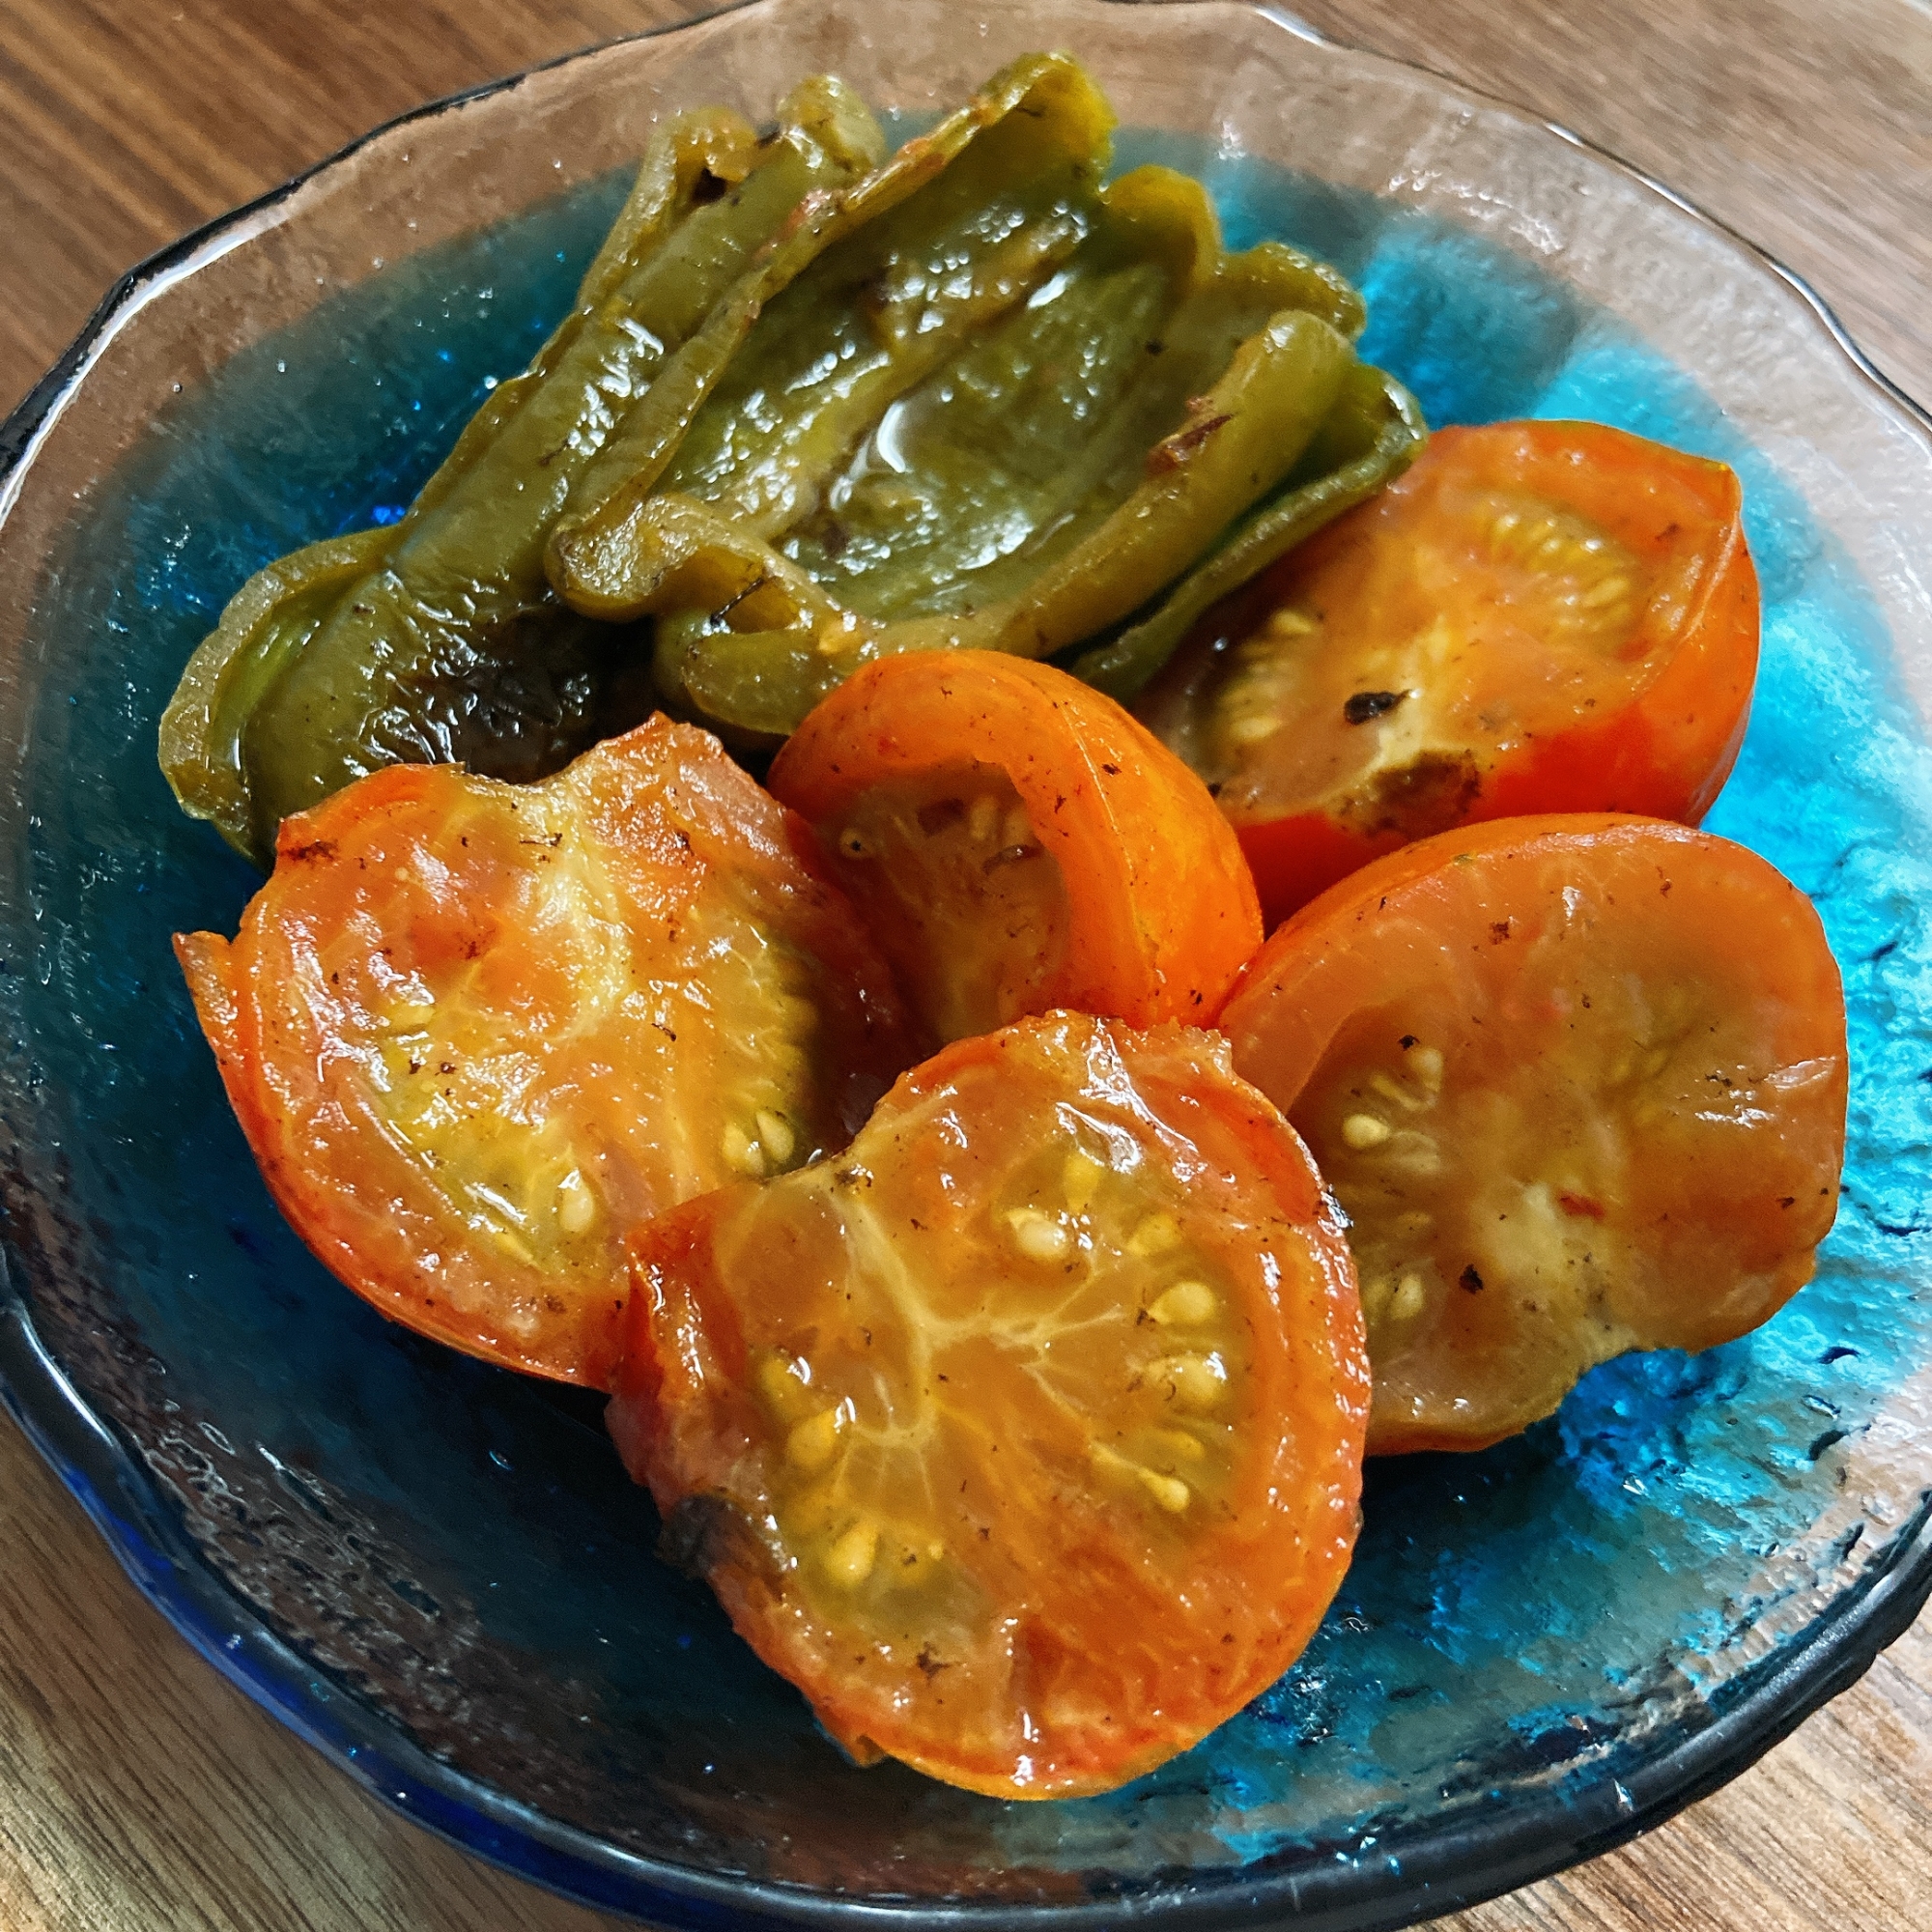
[656,355,1426,739]
[160,78,886,864]
[652,306,1356,740]
[774,165,1362,626]
[549,52,1119,613]
[160,51,1418,848]
[559,150,1371,741]
[1071,358,1428,700]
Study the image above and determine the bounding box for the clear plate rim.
[3,3,1929,1927]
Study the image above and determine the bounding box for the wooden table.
[2,3,1929,1927]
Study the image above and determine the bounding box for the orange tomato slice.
[766,651,1262,1041]
[1138,421,1761,923]
[175,716,918,1386]
[1221,814,1846,1453]
[609,1011,1368,1797]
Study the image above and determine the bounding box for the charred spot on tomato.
[658,1493,753,1582]
[1343,690,1405,724]
[1353,749,1482,838]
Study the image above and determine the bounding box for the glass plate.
[3,1,1930,1926]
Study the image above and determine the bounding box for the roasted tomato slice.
[609,1012,1367,1797]
[1137,421,1761,922]
[1220,814,1846,1454]
[766,651,1262,1041]
[175,716,916,1386]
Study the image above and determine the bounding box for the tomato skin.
[1138,421,1761,924]
[767,650,1263,1037]
[176,716,918,1387]
[609,1012,1368,1798]
[1220,814,1846,1454]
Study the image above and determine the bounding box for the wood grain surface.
[2,3,1929,1928]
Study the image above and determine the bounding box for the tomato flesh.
[825,758,1070,1040]
[769,651,1263,1040]
[1137,422,1761,922]
[176,716,917,1386]
[609,1012,1368,1797]
[1220,815,1846,1453]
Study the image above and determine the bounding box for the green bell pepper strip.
[656,305,1356,741]
[1071,359,1429,701]
[156,528,392,843]
[160,78,885,864]
[549,51,1118,611]
[773,164,1363,627]
[601,492,855,637]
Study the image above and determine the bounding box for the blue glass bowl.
[4,2,1932,1926]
